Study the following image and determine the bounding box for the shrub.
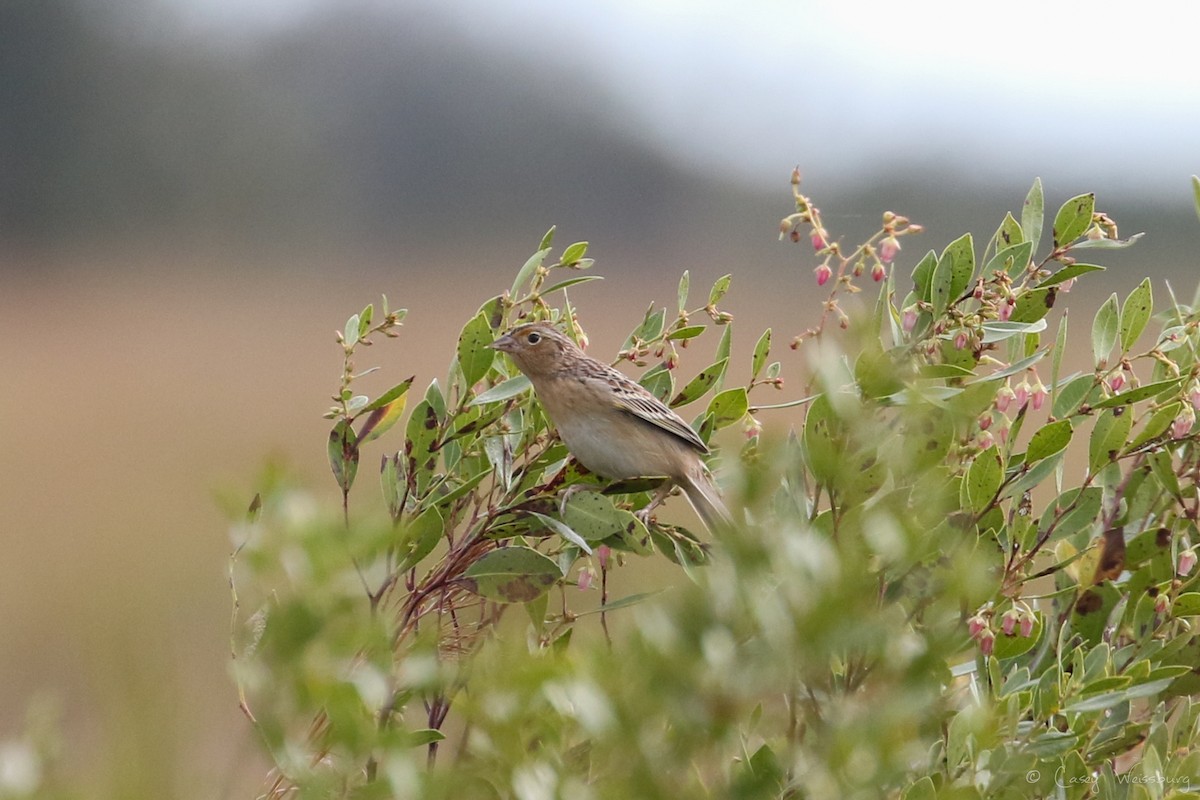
[230,176,1200,799]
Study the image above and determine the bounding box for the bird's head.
[489,323,579,378]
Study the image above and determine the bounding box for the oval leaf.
[457,312,495,388]
[1119,278,1153,353]
[1091,293,1119,367]
[1053,192,1095,248]
[707,387,749,429]
[1026,419,1073,463]
[462,546,563,603]
[966,445,1002,514]
[671,359,728,407]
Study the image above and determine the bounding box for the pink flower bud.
[979,630,995,656]
[879,236,900,264]
[1109,373,1125,393]
[967,615,987,638]
[995,385,1015,414]
[1173,405,1195,439]
[1189,383,1200,413]
[1013,380,1031,410]
[578,568,593,592]
[902,308,918,333]
[1001,609,1019,636]
[954,331,968,350]
[998,301,1014,322]
[1179,548,1197,577]
[815,264,832,286]
[1030,379,1047,411]
[1059,278,1076,293]
[979,413,993,431]
[973,281,984,300]
[978,431,995,450]
[871,262,886,282]
[997,424,1009,444]
[597,545,611,570]
[1155,593,1171,615]
[811,231,828,251]
[1019,613,1034,638]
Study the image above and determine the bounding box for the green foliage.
[231,178,1200,799]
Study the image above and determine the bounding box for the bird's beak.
[489,333,517,353]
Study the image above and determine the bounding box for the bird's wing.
[605,369,710,454]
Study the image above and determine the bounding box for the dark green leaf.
[1053,192,1095,248]
[707,388,749,428]
[562,492,640,543]
[965,445,1002,514]
[910,250,937,303]
[1090,378,1183,410]
[1119,277,1153,352]
[751,328,771,381]
[363,376,415,412]
[457,312,495,388]
[932,233,975,314]
[671,359,728,407]
[1052,374,1096,418]
[1009,287,1057,324]
[471,375,532,406]
[462,546,563,603]
[665,325,707,341]
[397,505,444,571]
[327,419,358,493]
[1038,262,1105,288]
[1026,420,1073,463]
[1089,408,1133,473]
[1091,293,1120,367]
[709,274,732,305]
[559,241,588,266]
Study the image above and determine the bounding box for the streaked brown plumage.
[489,322,731,531]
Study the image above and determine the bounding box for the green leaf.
[665,324,707,341]
[1119,277,1153,352]
[1022,177,1044,255]
[1070,232,1144,250]
[357,304,373,337]
[343,313,361,347]
[327,419,359,493]
[1173,592,1200,617]
[471,375,532,405]
[357,392,409,444]
[575,590,664,617]
[1089,408,1133,474]
[560,241,588,266]
[397,505,444,571]
[1090,378,1183,410]
[1038,262,1105,288]
[988,240,1033,279]
[1130,401,1181,449]
[671,359,728,407]
[1062,676,1177,714]
[1052,374,1095,418]
[709,274,733,306]
[511,245,550,297]
[1009,287,1057,324]
[1091,293,1120,367]
[751,328,771,381]
[965,445,1002,514]
[803,395,841,486]
[540,275,602,297]
[404,399,440,494]
[965,349,1046,384]
[457,312,495,388]
[902,776,937,800]
[562,492,640,543]
[677,270,689,312]
[992,612,1043,660]
[1192,175,1200,223]
[707,388,749,429]
[462,546,563,603]
[980,319,1047,344]
[931,233,975,314]
[538,226,556,251]
[526,511,593,555]
[910,250,938,303]
[363,377,415,412]
[1026,419,1073,463]
[1052,192,1095,248]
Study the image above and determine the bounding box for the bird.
[488,322,731,532]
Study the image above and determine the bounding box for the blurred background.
[2,0,1198,794]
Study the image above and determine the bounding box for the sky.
[173,0,1200,200]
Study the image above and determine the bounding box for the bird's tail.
[680,466,733,533]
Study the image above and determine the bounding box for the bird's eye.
[526,332,541,344]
